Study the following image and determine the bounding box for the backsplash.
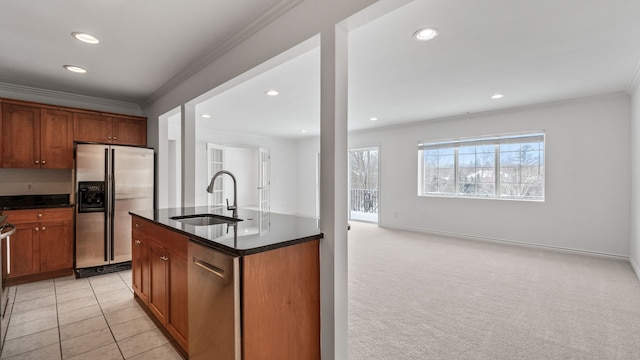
[0,169,73,196]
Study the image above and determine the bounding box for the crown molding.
[0,82,142,114]
[143,0,303,109]
[625,60,640,96]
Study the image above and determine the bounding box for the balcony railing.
[350,189,378,213]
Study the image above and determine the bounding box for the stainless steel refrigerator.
[75,143,154,276]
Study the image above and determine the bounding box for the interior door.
[258,148,270,234]
[207,143,225,208]
[258,148,270,212]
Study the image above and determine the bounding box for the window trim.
[418,131,545,201]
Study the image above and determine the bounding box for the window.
[418,132,545,200]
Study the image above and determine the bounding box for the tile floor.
[0,270,185,360]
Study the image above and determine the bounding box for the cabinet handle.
[113,136,117,140]
[135,223,139,228]
[42,160,46,165]
[34,227,39,232]
[35,160,39,165]
[160,256,168,261]
[135,239,142,245]
[38,213,42,218]
[108,136,112,140]
[42,226,46,231]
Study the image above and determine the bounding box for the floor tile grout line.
[82,275,126,360]
[1,281,57,359]
[3,271,175,360]
[53,277,63,360]
[88,271,169,359]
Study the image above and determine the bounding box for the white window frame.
[418,131,545,201]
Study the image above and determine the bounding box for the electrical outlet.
[25,183,33,192]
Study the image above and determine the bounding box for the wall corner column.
[181,103,197,207]
[320,24,349,360]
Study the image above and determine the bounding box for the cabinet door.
[39,219,73,272]
[2,104,40,168]
[7,222,39,278]
[167,251,188,352]
[111,117,147,146]
[74,112,111,143]
[40,109,74,169]
[132,231,150,304]
[148,240,168,324]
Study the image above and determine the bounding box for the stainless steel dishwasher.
[188,241,241,360]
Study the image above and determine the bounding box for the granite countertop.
[130,206,323,256]
[0,194,73,210]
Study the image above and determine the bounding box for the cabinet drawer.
[3,207,73,223]
[138,218,187,259]
[132,215,149,237]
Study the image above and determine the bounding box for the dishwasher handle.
[193,256,226,279]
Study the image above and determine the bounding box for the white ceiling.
[3,0,640,139]
[0,0,295,104]
[199,0,640,138]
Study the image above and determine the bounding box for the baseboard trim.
[630,257,640,284]
[379,223,630,261]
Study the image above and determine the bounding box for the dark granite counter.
[0,194,73,210]
[130,206,323,256]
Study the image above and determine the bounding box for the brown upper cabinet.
[74,112,147,146]
[1,98,147,168]
[1,104,73,169]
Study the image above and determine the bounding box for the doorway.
[348,147,379,223]
[206,143,270,212]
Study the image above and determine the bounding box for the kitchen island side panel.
[242,239,320,360]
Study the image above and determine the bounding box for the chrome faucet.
[207,170,239,218]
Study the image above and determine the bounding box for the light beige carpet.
[348,222,640,360]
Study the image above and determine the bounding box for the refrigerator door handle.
[104,148,109,262]
[111,148,116,261]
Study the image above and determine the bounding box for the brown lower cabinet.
[131,216,188,354]
[132,214,320,360]
[2,207,73,284]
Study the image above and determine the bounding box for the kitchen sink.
[170,214,243,226]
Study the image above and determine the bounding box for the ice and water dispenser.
[77,181,105,213]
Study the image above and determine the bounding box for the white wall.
[223,146,259,207]
[0,169,73,197]
[195,127,299,214]
[631,83,640,279]
[296,136,320,217]
[144,0,377,149]
[350,94,632,256]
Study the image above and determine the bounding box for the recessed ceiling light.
[369,117,379,121]
[413,27,439,41]
[300,130,307,133]
[63,65,87,74]
[266,90,279,96]
[491,93,504,99]
[200,114,211,118]
[72,32,100,44]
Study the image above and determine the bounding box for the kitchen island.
[130,206,322,360]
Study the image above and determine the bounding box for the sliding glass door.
[348,147,379,223]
